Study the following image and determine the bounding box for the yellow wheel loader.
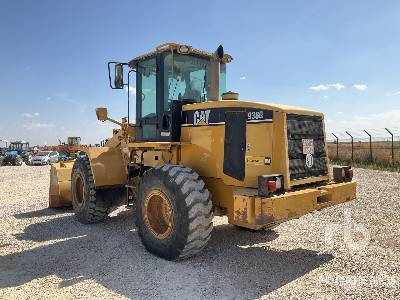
[49,43,356,260]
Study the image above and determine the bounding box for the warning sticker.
[305,153,314,168]
[302,139,314,154]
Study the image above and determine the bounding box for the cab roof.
[128,43,233,69]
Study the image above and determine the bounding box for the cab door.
[136,57,159,141]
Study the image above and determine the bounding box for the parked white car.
[31,151,59,165]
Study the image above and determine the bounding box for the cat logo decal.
[193,110,211,126]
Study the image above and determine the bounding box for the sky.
[1,0,400,146]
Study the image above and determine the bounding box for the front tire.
[136,165,213,260]
[71,156,125,223]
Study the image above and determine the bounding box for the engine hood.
[182,100,324,117]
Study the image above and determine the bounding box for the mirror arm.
[107,62,113,89]
[107,61,129,89]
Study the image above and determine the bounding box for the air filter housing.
[222,91,239,100]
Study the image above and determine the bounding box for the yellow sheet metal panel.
[142,150,170,167]
[230,181,357,230]
[181,122,274,187]
[202,177,236,220]
[222,122,274,186]
[87,147,126,187]
[130,145,180,167]
[181,125,222,178]
[271,111,290,189]
[233,194,255,225]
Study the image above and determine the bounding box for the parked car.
[31,151,59,165]
[58,151,73,162]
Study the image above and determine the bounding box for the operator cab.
[67,137,81,146]
[108,43,232,142]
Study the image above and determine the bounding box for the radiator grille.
[286,114,328,181]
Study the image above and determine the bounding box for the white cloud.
[310,83,345,91]
[322,95,329,99]
[326,109,400,133]
[239,76,246,80]
[394,91,400,95]
[49,93,87,113]
[22,112,40,118]
[309,84,329,91]
[337,111,343,115]
[24,122,55,129]
[328,83,345,90]
[352,84,367,91]
[124,86,136,94]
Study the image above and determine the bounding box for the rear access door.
[223,111,247,181]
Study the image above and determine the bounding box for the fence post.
[363,130,373,162]
[332,133,339,160]
[346,131,354,161]
[385,128,394,164]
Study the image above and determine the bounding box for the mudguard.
[86,147,126,187]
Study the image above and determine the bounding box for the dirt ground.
[0,165,399,299]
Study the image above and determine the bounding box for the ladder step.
[125,184,137,189]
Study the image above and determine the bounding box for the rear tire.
[71,156,125,224]
[136,164,213,260]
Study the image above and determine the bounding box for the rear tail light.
[345,169,353,179]
[258,174,284,197]
[267,180,277,193]
[333,166,353,183]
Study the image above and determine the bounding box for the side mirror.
[107,62,126,89]
[96,107,108,121]
[114,63,124,89]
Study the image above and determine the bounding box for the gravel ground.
[0,165,399,299]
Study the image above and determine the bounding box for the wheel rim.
[74,174,85,206]
[143,190,174,240]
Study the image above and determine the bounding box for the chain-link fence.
[327,128,400,167]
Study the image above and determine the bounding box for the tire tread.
[136,164,213,260]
